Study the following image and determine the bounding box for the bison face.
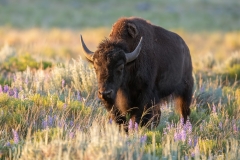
[80,35,142,110]
[93,52,126,109]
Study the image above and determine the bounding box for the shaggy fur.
[84,17,194,130]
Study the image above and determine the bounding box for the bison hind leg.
[174,79,193,123]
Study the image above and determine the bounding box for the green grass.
[0,0,240,31]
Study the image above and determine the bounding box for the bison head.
[80,35,142,110]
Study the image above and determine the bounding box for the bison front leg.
[131,102,161,129]
[109,106,127,131]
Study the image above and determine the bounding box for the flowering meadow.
[0,0,240,159]
[0,39,239,159]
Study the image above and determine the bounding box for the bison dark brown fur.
[80,17,194,130]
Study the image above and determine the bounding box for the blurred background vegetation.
[0,0,240,63]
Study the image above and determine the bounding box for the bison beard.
[80,17,194,131]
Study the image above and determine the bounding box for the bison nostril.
[101,90,113,99]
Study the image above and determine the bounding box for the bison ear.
[127,23,138,38]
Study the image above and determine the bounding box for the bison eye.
[117,64,124,73]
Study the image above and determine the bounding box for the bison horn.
[80,35,94,62]
[125,37,143,63]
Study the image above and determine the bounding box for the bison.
[80,17,193,130]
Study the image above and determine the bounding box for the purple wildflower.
[174,131,178,141]
[5,141,11,147]
[48,115,54,127]
[180,129,186,141]
[134,122,138,131]
[8,89,14,96]
[180,117,184,126]
[109,118,112,124]
[163,128,167,135]
[12,129,19,144]
[70,120,74,127]
[191,151,195,158]
[3,85,9,93]
[186,119,192,134]
[62,79,65,88]
[140,135,147,143]
[0,85,2,93]
[69,131,75,139]
[13,88,18,98]
[188,137,192,146]
[194,137,198,147]
[42,119,48,129]
[128,119,133,130]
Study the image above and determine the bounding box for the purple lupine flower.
[70,120,74,127]
[12,129,19,144]
[186,119,192,134]
[180,129,186,141]
[8,89,14,96]
[174,131,178,141]
[180,117,184,126]
[109,118,112,124]
[163,128,167,135]
[13,88,18,98]
[48,115,54,127]
[69,131,75,139]
[188,137,192,146]
[177,130,182,141]
[140,135,147,143]
[191,152,195,158]
[5,141,11,147]
[62,79,65,88]
[194,137,198,147]
[128,119,133,130]
[212,104,216,114]
[3,85,9,93]
[0,85,2,93]
[77,91,81,101]
[134,122,138,131]
[42,119,48,129]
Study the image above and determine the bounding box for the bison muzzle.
[80,17,194,130]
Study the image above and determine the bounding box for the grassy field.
[0,0,240,159]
